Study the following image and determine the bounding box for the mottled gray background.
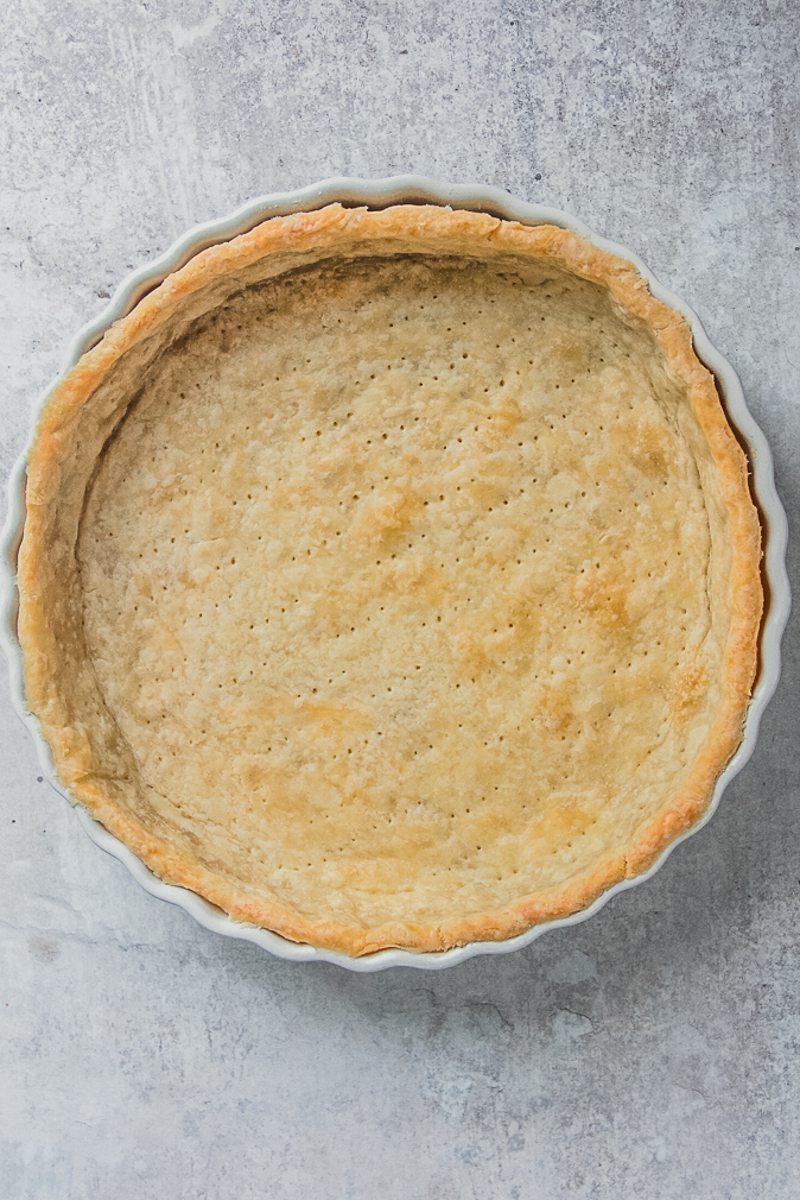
[1,2,798,1197]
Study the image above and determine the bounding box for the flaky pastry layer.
[18,205,762,954]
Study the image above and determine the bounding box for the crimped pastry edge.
[17,203,763,955]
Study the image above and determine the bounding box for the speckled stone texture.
[1,2,798,1197]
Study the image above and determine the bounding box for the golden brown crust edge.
[17,204,763,956]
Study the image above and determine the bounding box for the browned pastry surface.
[18,206,762,953]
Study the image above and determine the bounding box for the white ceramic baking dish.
[1,177,790,971]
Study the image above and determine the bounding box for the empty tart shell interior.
[17,205,762,955]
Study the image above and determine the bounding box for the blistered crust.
[18,205,762,954]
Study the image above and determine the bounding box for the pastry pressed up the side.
[17,205,763,955]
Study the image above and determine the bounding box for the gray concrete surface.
[1,2,798,1197]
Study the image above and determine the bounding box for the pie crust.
[17,205,763,955]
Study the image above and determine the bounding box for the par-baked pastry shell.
[2,179,789,969]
